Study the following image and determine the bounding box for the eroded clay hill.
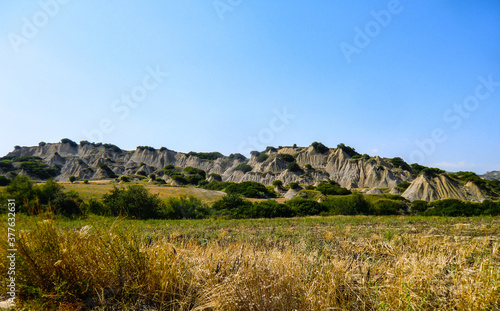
[1,140,496,202]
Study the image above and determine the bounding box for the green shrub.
[149,173,156,180]
[390,157,411,171]
[411,200,428,214]
[69,176,76,183]
[311,142,328,154]
[256,153,269,163]
[183,167,206,178]
[383,194,408,201]
[19,162,60,180]
[305,164,312,170]
[102,185,163,219]
[234,163,253,173]
[316,182,351,196]
[83,179,89,184]
[187,152,224,161]
[272,180,283,187]
[411,164,444,176]
[3,175,37,213]
[278,154,295,162]
[162,195,209,219]
[250,151,261,157]
[228,153,247,161]
[212,194,253,218]
[397,181,411,192]
[448,171,500,198]
[208,173,222,182]
[0,176,10,186]
[251,200,294,218]
[422,167,445,177]
[97,163,117,178]
[224,181,277,199]
[137,146,156,152]
[287,162,301,172]
[186,174,205,185]
[481,200,500,216]
[61,138,77,148]
[424,199,477,217]
[286,198,326,216]
[322,193,372,215]
[289,182,300,190]
[171,175,188,185]
[120,176,129,182]
[3,177,82,216]
[337,143,359,157]
[372,199,404,215]
[0,160,15,172]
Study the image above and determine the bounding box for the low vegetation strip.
[1,176,499,219]
[0,215,499,310]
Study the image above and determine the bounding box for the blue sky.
[1,0,499,174]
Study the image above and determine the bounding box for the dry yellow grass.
[61,182,226,203]
[1,215,499,310]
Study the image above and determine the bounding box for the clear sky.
[1,0,499,174]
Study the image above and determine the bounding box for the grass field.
[59,182,227,203]
[1,214,499,310]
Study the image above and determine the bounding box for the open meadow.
[58,182,227,203]
[1,214,499,310]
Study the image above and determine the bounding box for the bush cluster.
[61,138,78,148]
[228,153,247,161]
[316,182,351,196]
[448,171,500,198]
[187,151,224,161]
[337,143,359,157]
[2,176,498,220]
[256,153,269,163]
[0,176,82,216]
[278,154,295,163]
[224,181,277,199]
[163,166,207,186]
[311,142,329,154]
[234,163,253,173]
[421,199,500,216]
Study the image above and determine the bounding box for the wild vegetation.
[1,176,499,220]
[1,214,499,310]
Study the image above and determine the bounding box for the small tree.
[287,162,301,172]
[272,180,283,188]
[149,173,156,180]
[256,153,269,163]
[69,176,76,183]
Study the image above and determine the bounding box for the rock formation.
[1,139,495,202]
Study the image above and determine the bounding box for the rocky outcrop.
[1,140,495,202]
[402,174,487,202]
[482,171,500,181]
